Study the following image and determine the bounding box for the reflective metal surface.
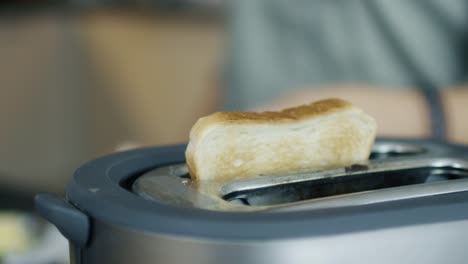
[133,141,468,212]
[59,140,468,264]
[79,218,468,264]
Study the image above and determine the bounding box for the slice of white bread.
[186,98,377,182]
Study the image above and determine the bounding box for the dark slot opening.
[223,166,468,207]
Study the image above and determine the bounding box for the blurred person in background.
[222,0,468,144]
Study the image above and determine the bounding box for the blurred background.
[0,0,467,263]
[1,1,224,262]
[0,1,224,198]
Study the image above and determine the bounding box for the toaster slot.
[131,141,468,212]
[222,160,468,208]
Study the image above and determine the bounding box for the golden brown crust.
[214,98,352,122]
[189,99,353,139]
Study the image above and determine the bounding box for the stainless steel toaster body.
[35,138,468,264]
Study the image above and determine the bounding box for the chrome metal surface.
[58,140,468,264]
[133,141,468,212]
[80,218,468,264]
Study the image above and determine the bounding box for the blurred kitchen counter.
[0,10,223,194]
[79,10,223,146]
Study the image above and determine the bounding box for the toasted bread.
[186,98,377,181]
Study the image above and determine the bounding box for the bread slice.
[185,98,377,182]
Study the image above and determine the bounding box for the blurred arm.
[254,85,468,145]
